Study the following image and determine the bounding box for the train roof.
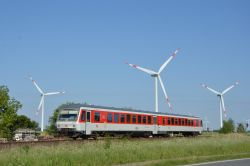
[60,103,200,119]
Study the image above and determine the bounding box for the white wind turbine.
[126,49,180,112]
[29,77,65,132]
[201,82,239,128]
[203,116,210,131]
[246,119,250,131]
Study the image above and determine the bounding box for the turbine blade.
[158,76,173,112]
[201,83,220,95]
[221,96,227,118]
[158,48,180,74]
[29,76,44,94]
[126,62,157,75]
[222,81,239,95]
[45,91,65,96]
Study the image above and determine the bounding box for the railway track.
[0,135,197,150]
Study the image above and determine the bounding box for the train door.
[153,116,158,134]
[85,111,91,135]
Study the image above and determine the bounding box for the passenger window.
[163,117,166,125]
[120,114,125,123]
[132,115,136,123]
[81,111,85,121]
[94,112,100,122]
[168,118,171,125]
[178,119,181,126]
[114,113,119,123]
[171,118,174,125]
[147,116,152,124]
[201,120,203,127]
[181,119,185,126]
[143,116,146,124]
[138,115,142,123]
[175,118,178,125]
[107,113,112,123]
[126,114,131,123]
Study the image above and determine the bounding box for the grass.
[0,133,250,166]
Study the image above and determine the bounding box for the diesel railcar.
[56,104,203,138]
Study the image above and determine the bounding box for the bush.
[219,118,234,134]
[237,123,246,133]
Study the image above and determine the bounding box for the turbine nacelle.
[151,74,159,77]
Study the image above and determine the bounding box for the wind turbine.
[201,82,239,128]
[246,119,250,131]
[29,76,65,132]
[203,116,210,131]
[126,49,180,112]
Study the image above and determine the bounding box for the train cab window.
[81,111,86,121]
[147,116,152,124]
[143,116,147,124]
[120,114,125,123]
[126,114,131,123]
[132,115,136,123]
[200,120,203,127]
[107,113,113,123]
[94,112,100,122]
[168,118,171,125]
[138,115,142,123]
[114,113,119,123]
[163,117,166,125]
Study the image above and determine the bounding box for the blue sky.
[1,0,250,129]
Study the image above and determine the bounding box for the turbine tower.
[29,77,65,132]
[201,82,239,128]
[126,49,180,112]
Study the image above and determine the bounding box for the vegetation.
[0,85,22,139]
[237,123,246,133]
[0,85,38,139]
[219,118,235,134]
[0,134,250,166]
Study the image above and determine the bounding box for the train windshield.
[58,110,78,121]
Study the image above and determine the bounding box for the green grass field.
[0,133,250,166]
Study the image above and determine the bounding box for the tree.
[236,123,246,133]
[0,86,22,139]
[15,115,39,130]
[219,118,235,134]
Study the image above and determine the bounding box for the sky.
[0,0,250,130]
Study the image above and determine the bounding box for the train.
[56,104,203,138]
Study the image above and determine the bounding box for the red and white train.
[56,104,203,138]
